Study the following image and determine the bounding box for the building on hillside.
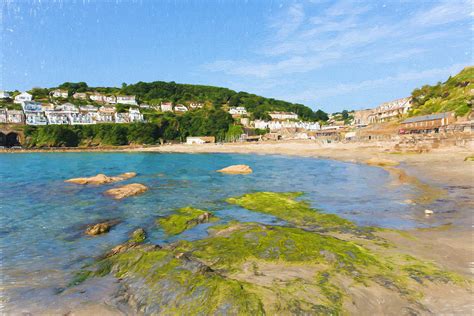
[368,97,411,123]
[104,95,117,104]
[69,112,95,125]
[96,106,116,123]
[0,91,11,99]
[56,103,79,113]
[400,112,456,134]
[161,102,173,112]
[50,89,69,99]
[14,92,33,104]
[186,136,216,144]
[116,95,137,105]
[129,108,144,122]
[174,104,188,113]
[353,109,374,127]
[7,110,25,124]
[73,92,88,100]
[269,111,298,120]
[114,112,130,123]
[90,93,105,103]
[45,111,69,125]
[41,103,55,111]
[25,111,47,125]
[229,107,247,116]
[254,119,320,132]
[139,104,151,109]
[21,101,43,112]
[79,105,98,113]
[0,108,7,123]
[189,102,204,109]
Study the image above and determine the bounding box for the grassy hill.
[409,66,473,117]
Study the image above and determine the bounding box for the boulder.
[65,172,137,185]
[85,219,120,236]
[104,183,148,199]
[217,165,253,175]
[129,228,146,243]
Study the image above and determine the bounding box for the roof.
[402,112,451,124]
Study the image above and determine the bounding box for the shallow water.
[0,152,427,311]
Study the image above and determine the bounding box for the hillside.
[27,81,327,121]
[410,66,473,117]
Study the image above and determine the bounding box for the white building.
[56,103,79,113]
[45,111,69,125]
[90,93,105,103]
[116,95,137,105]
[115,112,130,123]
[96,106,116,123]
[0,91,11,99]
[69,112,95,125]
[229,107,248,116]
[268,111,298,120]
[368,97,412,123]
[129,108,144,122]
[25,112,48,125]
[174,104,188,113]
[79,105,98,113]
[7,110,25,124]
[186,136,215,144]
[21,101,43,112]
[50,89,69,99]
[254,119,320,131]
[161,102,173,112]
[104,95,117,104]
[0,108,7,123]
[189,102,204,109]
[73,92,88,100]
[14,92,33,104]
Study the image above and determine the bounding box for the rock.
[217,165,253,174]
[424,209,434,216]
[65,172,137,185]
[129,228,146,243]
[85,219,120,236]
[105,243,160,258]
[104,183,148,199]
[365,158,399,167]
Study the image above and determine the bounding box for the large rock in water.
[104,183,148,199]
[85,219,120,236]
[65,172,137,185]
[217,164,253,174]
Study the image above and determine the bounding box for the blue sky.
[1,0,472,113]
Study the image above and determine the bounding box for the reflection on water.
[0,152,423,310]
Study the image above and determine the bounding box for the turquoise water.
[0,152,422,310]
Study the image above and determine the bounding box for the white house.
[161,102,173,112]
[0,108,7,123]
[116,95,137,105]
[45,111,69,125]
[79,105,98,113]
[174,104,188,113]
[42,103,55,111]
[104,95,117,104]
[90,93,105,103]
[69,112,95,125]
[7,110,25,124]
[56,103,79,113]
[25,112,48,125]
[129,108,144,122]
[21,101,43,112]
[229,106,248,116]
[96,106,116,123]
[269,111,298,120]
[14,92,33,104]
[368,97,412,123]
[189,102,204,109]
[73,92,88,100]
[0,91,11,99]
[50,89,68,99]
[186,136,216,144]
[115,112,130,123]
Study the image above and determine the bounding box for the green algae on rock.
[157,207,218,235]
[129,228,146,243]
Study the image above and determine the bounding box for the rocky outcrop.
[104,183,148,199]
[157,208,218,235]
[85,219,121,236]
[129,228,146,243]
[217,165,253,174]
[65,172,137,185]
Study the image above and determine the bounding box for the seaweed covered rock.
[65,172,136,185]
[129,228,146,243]
[157,207,218,235]
[105,183,148,199]
[217,165,253,174]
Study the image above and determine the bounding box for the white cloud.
[411,0,473,27]
[268,3,305,39]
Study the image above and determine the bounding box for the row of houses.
[0,102,144,125]
[353,97,412,126]
[254,119,321,131]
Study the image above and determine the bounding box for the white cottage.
[14,92,33,104]
[69,112,95,125]
[115,112,130,123]
[161,102,173,112]
[7,110,25,124]
[129,108,144,122]
[21,101,43,112]
[116,95,137,105]
[0,91,11,99]
[174,104,188,113]
[50,89,69,99]
[25,112,48,125]
[96,106,116,123]
[229,107,247,116]
[0,108,7,123]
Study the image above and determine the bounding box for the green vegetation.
[410,66,473,117]
[157,207,218,235]
[72,191,467,314]
[129,228,146,243]
[226,192,363,234]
